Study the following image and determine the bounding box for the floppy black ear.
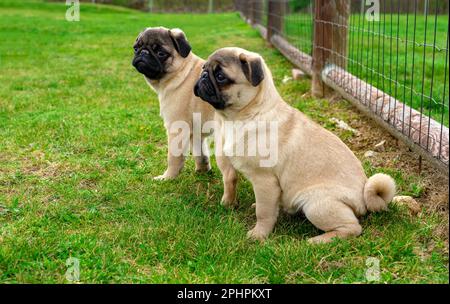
[239,53,264,87]
[168,29,192,58]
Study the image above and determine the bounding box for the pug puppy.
[132,27,215,180]
[194,47,396,244]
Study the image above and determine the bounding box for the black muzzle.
[194,70,226,110]
[132,48,164,80]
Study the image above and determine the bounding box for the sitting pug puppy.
[132,27,214,180]
[194,47,396,244]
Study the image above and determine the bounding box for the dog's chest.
[158,93,179,124]
[222,134,259,173]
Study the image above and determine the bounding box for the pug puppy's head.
[132,27,192,80]
[194,47,265,110]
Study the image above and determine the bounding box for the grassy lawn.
[283,13,449,126]
[0,0,448,283]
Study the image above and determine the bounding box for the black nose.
[140,49,150,56]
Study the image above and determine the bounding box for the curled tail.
[364,173,396,212]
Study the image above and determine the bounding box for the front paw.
[247,226,269,241]
[153,172,177,181]
[221,194,237,208]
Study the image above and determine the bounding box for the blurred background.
[48,0,449,13]
[48,0,236,12]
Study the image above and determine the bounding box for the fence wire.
[237,0,449,171]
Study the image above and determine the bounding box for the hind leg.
[303,199,362,244]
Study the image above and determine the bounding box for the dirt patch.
[327,97,448,202]
[318,96,449,244]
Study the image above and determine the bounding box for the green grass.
[0,0,448,283]
[283,13,449,126]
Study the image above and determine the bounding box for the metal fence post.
[312,0,349,97]
[148,0,153,12]
[252,0,263,25]
[249,0,255,24]
[208,0,214,13]
[267,0,284,43]
[243,0,250,21]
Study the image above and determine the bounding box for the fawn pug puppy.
[132,27,214,180]
[194,47,396,244]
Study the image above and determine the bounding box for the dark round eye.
[133,46,138,53]
[216,72,226,82]
[157,50,167,58]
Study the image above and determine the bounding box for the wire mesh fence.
[237,0,449,172]
[49,0,235,12]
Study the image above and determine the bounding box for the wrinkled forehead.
[205,52,240,71]
[137,28,172,46]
